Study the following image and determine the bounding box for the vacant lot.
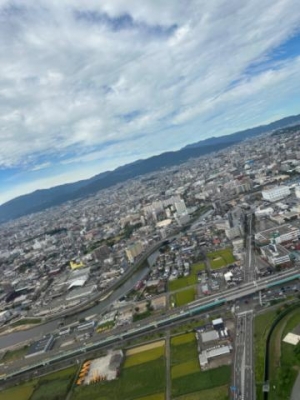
[124,343,165,368]
[72,357,166,400]
[172,366,231,397]
[174,384,229,400]
[207,248,235,269]
[0,382,36,400]
[171,333,195,346]
[175,287,196,307]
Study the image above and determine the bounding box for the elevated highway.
[0,267,299,383]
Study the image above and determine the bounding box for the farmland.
[172,287,196,307]
[124,341,165,368]
[72,357,166,400]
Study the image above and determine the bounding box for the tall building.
[174,200,187,216]
[125,242,144,263]
[262,186,290,202]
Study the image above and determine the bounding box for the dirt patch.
[126,340,165,355]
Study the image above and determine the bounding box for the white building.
[262,186,290,202]
[295,186,300,199]
[174,200,187,216]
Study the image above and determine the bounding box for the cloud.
[0,0,300,196]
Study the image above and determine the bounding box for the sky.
[1,0,300,205]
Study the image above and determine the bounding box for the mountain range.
[1,113,300,223]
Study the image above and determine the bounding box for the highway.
[234,311,254,400]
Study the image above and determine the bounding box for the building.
[255,224,300,245]
[125,242,143,263]
[66,284,97,301]
[201,330,219,343]
[174,200,187,216]
[260,244,290,266]
[25,334,54,358]
[70,260,85,270]
[262,186,290,202]
[295,186,300,199]
[225,226,241,240]
[199,346,231,367]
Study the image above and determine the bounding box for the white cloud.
[0,0,300,193]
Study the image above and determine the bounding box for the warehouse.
[25,334,54,358]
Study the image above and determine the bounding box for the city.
[1,126,300,400]
[1,2,300,400]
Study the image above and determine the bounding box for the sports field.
[207,248,235,269]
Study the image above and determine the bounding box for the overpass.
[0,267,299,383]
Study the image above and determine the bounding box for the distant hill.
[184,114,300,149]
[0,113,300,223]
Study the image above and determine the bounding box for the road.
[234,311,254,400]
[1,267,299,383]
[234,214,256,400]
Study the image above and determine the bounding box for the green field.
[174,384,229,400]
[31,366,78,400]
[135,394,165,400]
[171,333,201,383]
[2,345,29,363]
[268,307,300,400]
[171,333,195,346]
[207,248,235,269]
[174,287,196,307]
[72,358,166,400]
[170,319,205,335]
[168,262,205,292]
[191,262,206,273]
[168,275,197,291]
[172,366,231,397]
[10,318,42,327]
[0,382,36,400]
[171,359,200,379]
[124,345,165,368]
[0,366,77,400]
[171,338,198,366]
[254,309,277,399]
